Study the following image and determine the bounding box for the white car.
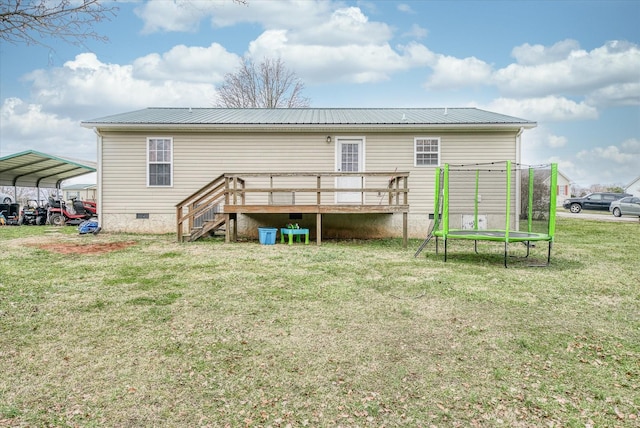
[0,192,13,204]
[609,196,640,218]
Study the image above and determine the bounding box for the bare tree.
[0,0,253,48]
[216,57,310,108]
[0,0,118,47]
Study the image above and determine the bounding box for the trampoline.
[416,161,558,267]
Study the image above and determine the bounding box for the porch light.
[326,136,332,143]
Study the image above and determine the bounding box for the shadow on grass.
[416,240,585,269]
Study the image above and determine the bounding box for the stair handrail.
[176,174,226,241]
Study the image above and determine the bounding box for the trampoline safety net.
[418,161,558,266]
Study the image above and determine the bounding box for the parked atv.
[47,197,97,226]
[20,200,48,225]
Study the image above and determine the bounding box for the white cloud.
[133,43,240,83]
[572,138,640,186]
[0,98,95,160]
[136,0,334,33]
[136,0,206,33]
[578,139,639,164]
[548,135,568,148]
[511,39,581,66]
[520,127,568,162]
[397,3,415,14]
[586,82,640,107]
[422,39,639,112]
[135,2,400,84]
[522,129,639,187]
[424,55,492,89]
[247,30,425,84]
[621,137,640,154]
[482,96,598,122]
[494,40,640,105]
[23,53,217,118]
[402,24,428,40]
[282,7,393,46]
[2,50,224,161]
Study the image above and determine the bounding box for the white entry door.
[336,138,364,203]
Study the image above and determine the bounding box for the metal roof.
[0,150,97,188]
[61,183,97,190]
[82,107,536,128]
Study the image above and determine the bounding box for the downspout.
[514,127,524,230]
[515,127,524,165]
[93,127,103,225]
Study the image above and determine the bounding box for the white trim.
[414,136,440,167]
[335,136,366,203]
[93,127,103,222]
[146,137,174,187]
[335,136,366,172]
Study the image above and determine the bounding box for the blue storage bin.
[258,227,277,245]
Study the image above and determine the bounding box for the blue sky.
[1,0,638,188]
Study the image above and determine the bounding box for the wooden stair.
[187,215,226,242]
[176,174,227,242]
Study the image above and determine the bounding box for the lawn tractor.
[47,196,97,226]
[20,200,48,225]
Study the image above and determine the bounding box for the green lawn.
[0,219,638,427]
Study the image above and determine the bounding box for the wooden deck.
[176,172,409,246]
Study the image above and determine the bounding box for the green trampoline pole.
[443,164,449,236]
[474,169,479,230]
[505,160,511,240]
[549,163,558,238]
[528,167,534,233]
[434,167,441,225]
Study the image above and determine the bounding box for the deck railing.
[223,171,409,211]
[177,171,409,242]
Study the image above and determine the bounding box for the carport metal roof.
[0,150,96,188]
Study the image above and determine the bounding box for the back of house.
[81,107,536,241]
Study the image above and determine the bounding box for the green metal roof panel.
[82,107,535,127]
[0,150,96,188]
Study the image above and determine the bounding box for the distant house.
[624,176,640,197]
[81,108,536,242]
[556,170,573,205]
[61,183,97,202]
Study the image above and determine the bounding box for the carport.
[0,149,96,204]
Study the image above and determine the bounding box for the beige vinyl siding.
[440,133,518,229]
[365,130,517,215]
[447,168,515,230]
[100,128,518,234]
[101,131,336,217]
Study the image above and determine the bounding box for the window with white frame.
[148,137,173,186]
[414,137,440,166]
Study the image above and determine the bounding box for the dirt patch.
[34,241,137,255]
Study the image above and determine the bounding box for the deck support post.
[176,205,183,242]
[232,214,237,242]
[316,213,322,246]
[402,212,408,248]
[223,214,237,243]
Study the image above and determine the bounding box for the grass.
[0,219,638,427]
